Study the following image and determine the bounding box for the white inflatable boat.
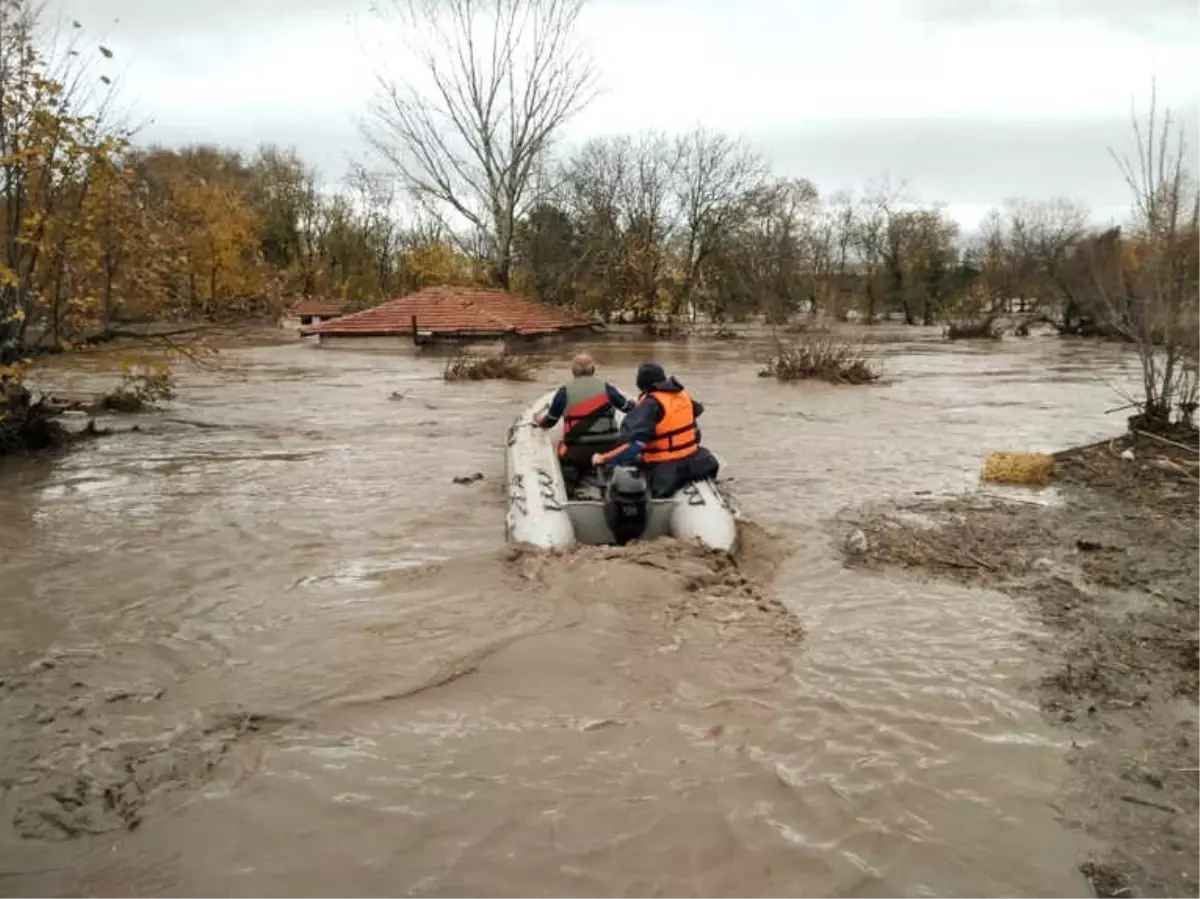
[504,389,738,552]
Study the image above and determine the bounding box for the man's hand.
[532,412,545,427]
[591,453,604,467]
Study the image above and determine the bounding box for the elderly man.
[534,353,635,488]
[590,361,719,498]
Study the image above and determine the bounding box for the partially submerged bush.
[758,339,880,384]
[102,358,176,412]
[944,319,1002,340]
[443,353,537,382]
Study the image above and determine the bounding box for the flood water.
[0,328,1139,897]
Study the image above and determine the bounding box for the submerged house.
[298,286,598,350]
[286,298,348,327]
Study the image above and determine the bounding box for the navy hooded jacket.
[604,363,704,465]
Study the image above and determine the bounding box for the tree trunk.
[0,286,20,365]
[492,255,511,290]
[102,256,118,330]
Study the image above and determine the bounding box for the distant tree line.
[1,0,1196,369]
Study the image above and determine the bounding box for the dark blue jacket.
[606,376,704,465]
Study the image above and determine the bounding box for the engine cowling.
[603,465,649,545]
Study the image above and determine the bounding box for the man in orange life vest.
[532,353,636,488]
[590,362,719,498]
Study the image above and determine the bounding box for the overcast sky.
[42,0,1200,231]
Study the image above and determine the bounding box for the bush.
[944,319,1002,340]
[443,353,538,382]
[758,339,880,384]
[102,358,176,412]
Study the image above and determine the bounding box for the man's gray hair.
[571,353,596,377]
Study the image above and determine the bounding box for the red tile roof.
[299,286,594,337]
[290,298,347,318]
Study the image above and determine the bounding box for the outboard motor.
[603,465,650,546]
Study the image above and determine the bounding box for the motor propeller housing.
[603,465,649,545]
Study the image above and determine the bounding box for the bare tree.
[561,135,630,318]
[1103,85,1200,433]
[851,185,893,324]
[808,190,857,319]
[1004,197,1088,314]
[876,206,960,325]
[903,208,961,326]
[367,0,596,290]
[730,177,818,324]
[620,131,680,314]
[673,127,769,322]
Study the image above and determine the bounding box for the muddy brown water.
[1,328,1140,897]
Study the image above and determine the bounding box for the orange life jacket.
[641,389,698,463]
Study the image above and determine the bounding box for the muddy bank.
[841,434,1199,898]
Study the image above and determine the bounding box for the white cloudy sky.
[42,0,1200,230]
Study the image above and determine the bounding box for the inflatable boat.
[504,389,738,552]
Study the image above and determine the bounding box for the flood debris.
[844,528,869,556]
[1080,860,1133,898]
[452,472,485,485]
[0,654,295,842]
[839,432,1199,898]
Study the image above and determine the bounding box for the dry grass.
[981,451,1057,487]
[843,497,1051,579]
[758,339,879,385]
[443,353,538,382]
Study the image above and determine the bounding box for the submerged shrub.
[102,358,176,412]
[944,319,1002,340]
[443,353,538,382]
[758,339,880,385]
